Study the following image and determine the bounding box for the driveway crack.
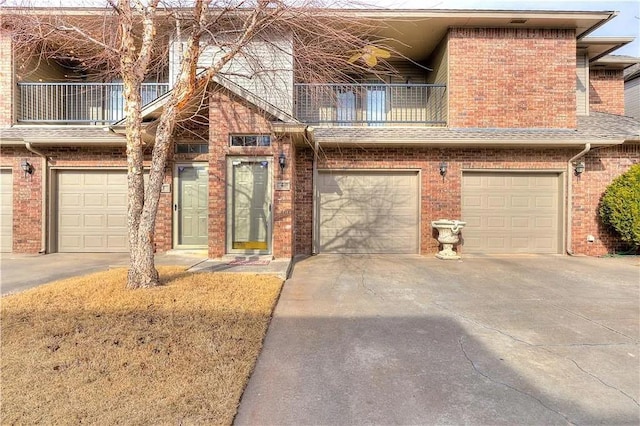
[548,303,637,342]
[459,336,576,426]
[568,358,640,407]
[358,268,384,300]
[432,301,535,347]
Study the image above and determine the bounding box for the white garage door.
[57,170,128,252]
[317,170,419,253]
[1,169,13,252]
[462,172,562,254]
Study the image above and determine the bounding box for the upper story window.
[230,135,271,147]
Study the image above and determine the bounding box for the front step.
[221,254,274,264]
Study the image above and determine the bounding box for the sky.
[371,0,639,56]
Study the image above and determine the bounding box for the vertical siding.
[15,56,78,123]
[428,37,448,86]
[625,77,640,119]
[387,60,428,84]
[576,51,589,116]
[428,36,448,123]
[170,34,294,115]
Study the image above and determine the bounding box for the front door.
[227,158,272,254]
[175,164,208,247]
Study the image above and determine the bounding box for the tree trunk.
[128,239,159,288]
[126,105,175,289]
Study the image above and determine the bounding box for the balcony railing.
[294,83,447,126]
[17,82,170,124]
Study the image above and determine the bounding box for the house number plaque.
[275,180,291,191]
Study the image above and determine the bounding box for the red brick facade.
[0,145,173,253]
[1,20,635,258]
[448,28,577,129]
[589,69,625,115]
[293,145,640,257]
[1,148,42,252]
[572,144,640,255]
[208,89,294,258]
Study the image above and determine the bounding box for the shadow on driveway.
[235,254,640,425]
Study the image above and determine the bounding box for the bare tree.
[4,1,391,288]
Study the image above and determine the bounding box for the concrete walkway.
[0,252,290,295]
[235,254,640,425]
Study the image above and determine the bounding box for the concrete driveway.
[235,254,640,425]
[0,251,207,295]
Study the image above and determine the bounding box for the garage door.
[462,172,561,253]
[317,170,419,253]
[57,170,128,252]
[1,169,12,252]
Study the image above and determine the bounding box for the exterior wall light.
[574,161,585,175]
[21,159,33,177]
[439,161,447,177]
[278,152,286,171]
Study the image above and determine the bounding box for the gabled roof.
[112,73,298,132]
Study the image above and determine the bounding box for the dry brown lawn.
[1,267,283,425]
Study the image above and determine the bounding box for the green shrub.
[599,163,640,249]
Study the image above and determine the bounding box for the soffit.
[578,37,635,62]
[592,54,640,70]
[352,9,615,61]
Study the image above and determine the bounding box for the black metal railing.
[17,82,170,124]
[294,83,447,125]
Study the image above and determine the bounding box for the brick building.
[1,8,639,258]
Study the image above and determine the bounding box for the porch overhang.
[296,112,640,148]
[0,126,127,146]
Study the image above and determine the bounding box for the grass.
[1,267,283,425]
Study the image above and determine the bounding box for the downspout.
[566,143,591,255]
[25,143,48,254]
[306,126,318,255]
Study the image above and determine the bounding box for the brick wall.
[0,28,13,127]
[589,69,625,115]
[1,148,42,253]
[294,148,313,256]
[448,28,576,129]
[209,89,293,259]
[0,146,173,253]
[572,143,640,255]
[293,145,638,257]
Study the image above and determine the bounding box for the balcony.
[294,83,447,126]
[17,82,170,124]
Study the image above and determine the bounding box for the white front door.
[227,158,272,254]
